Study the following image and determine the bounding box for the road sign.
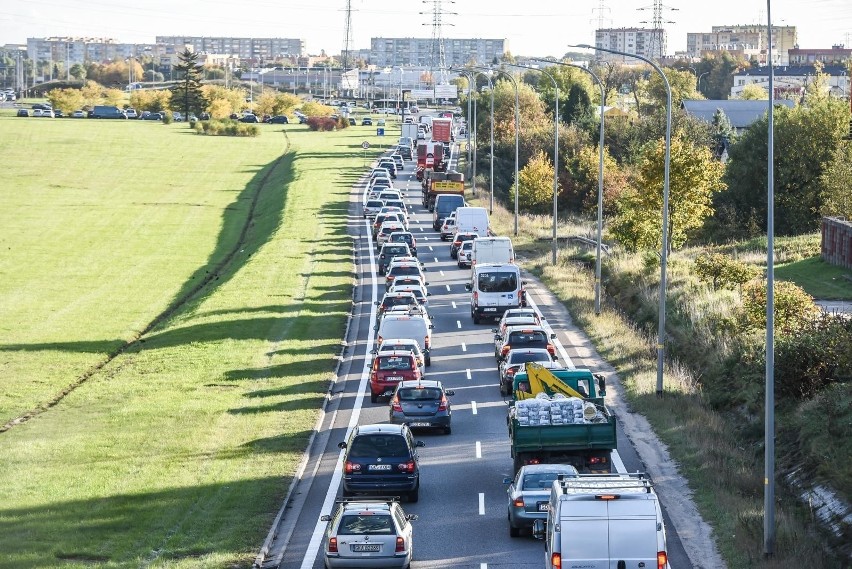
[376,128,385,136]
[361,141,370,149]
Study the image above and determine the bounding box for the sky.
[2,0,851,58]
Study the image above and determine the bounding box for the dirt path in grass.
[0,131,293,434]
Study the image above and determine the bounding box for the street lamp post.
[457,69,495,213]
[534,58,606,314]
[571,43,673,396]
[698,71,710,93]
[508,63,559,265]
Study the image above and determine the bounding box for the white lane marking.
[525,292,573,367]
[475,441,482,458]
[446,284,451,292]
[419,227,424,231]
[428,246,433,251]
[439,270,444,276]
[466,369,472,380]
[478,493,485,515]
[481,564,487,569]
[461,342,467,352]
[452,301,457,309]
[456,320,462,329]
[471,400,477,414]
[299,222,379,569]
[612,450,627,473]
[434,257,439,263]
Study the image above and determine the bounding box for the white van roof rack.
[556,473,654,495]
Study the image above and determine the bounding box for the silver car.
[504,464,579,537]
[321,498,417,568]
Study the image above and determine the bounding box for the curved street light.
[570,43,672,397]
[477,66,520,236]
[507,63,559,265]
[533,58,606,314]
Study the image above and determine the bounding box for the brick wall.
[821,217,852,270]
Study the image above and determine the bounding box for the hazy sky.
[2,0,851,58]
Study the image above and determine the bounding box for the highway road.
[259,142,694,569]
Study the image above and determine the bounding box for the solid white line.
[612,449,627,473]
[456,320,462,329]
[471,400,477,413]
[434,256,439,263]
[461,342,467,352]
[525,292,573,368]
[478,493,485,515]
[475,441,482,458]
[481,564,487,569]
[451,301,457,309]
[299,222,379,569]
[466,369,472,380]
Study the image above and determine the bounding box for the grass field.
[0,117,390,567]
[775,256,852,299]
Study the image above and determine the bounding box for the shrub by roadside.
[195,119,260,137]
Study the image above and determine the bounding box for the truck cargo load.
[416,141,445,177]
[421,170,464,210]
[431,118,453,143]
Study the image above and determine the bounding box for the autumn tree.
[512,150,558,214]
[201,85,245,116]
[171,48,207,118]
[640,68,702,114]
[610,135,727,251]
[46,88,85,113]
[738,83,768,100]
[562,144,630,216]
[254,92,300,117]
[818,142,852,218]
[129,89,172,112]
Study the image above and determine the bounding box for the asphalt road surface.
[261,143,694,569]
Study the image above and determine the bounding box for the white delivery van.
[466,263,524,324]
[534,473,670,569]
[472,236,514,267]
[455,206,489,237]
[375,314,434,365]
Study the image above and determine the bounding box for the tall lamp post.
[455,68,495,214]
[508,63,559,265]
[571,43,672,397]
[481,67,520,236]
[698,71,710,94]
[534,58,606,314]
[453,69,475,188]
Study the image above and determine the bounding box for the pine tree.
[171,48,207,119]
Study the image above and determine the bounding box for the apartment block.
[788,45,852,65]
[593,28,667,61]
[155,36,305,60]
[686,24,797,64]
[26,37,142,66]
[369,37,506,67]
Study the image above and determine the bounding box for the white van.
[466,263,524,324]
[455,206,489,237]
[375,314,434,365]
[472,236,514,266]
[534,473,670,569]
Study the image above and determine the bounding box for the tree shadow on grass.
[223,358,337,382]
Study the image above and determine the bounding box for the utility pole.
[637,0,678,59]
[341,0,353,97]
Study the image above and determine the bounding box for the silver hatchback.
[504,463,578,537]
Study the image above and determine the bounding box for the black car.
[348,117,357,126]
[387,231,417,256]
[199,112,211,120]
[338,424,425,502]
[31,103,51,111]
[16,108,28,117]
[267,115,289,124]
[377,243,412,275]
[142,112,163,121]
[53,109,64,118]
[450,232,477,260]
[239,114,259,123]
[396,145,412,160]
[362,117,373,126]
[229,113,240,120]
[389,380,454,435]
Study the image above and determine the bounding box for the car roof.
[397,379,443,389]
[507,348,552,356]
[505,325,547,335]
[355,423,406,435]
[519,464,579,475]
[376,350,416,357]
[380,338,420,348]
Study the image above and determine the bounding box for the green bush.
[306,116,337,131]
[161,110,173,124]
[694,252,760,290]
[775,314,852,400]
[739,280,820,335]
[194,119,259,137]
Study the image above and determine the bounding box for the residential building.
[681,99,795,132]
[593,28,667,62]
[788,45,852,65]
[369,37,506,68]
[26,37,141,66]
[155,36,305,60]
[686,25,797,64]
[730,64,849,99]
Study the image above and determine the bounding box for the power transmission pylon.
[637,0,678,59]
[342,0,353,71]
[421,0,456,87]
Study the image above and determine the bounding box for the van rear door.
[606,499,660,568]
[558,500,609,569]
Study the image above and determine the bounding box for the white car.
[125,108,138,119]
[363,198,385,218]
[388,283,430,309]
[375,338,428,373]
[458,241,474,268]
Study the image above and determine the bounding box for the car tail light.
[657,551,668,569]
[395,536,405,553]
[512,498,524,508]
[397,461,416,473]
[472,291,478,304]
[589,456,608,465]
[526,457,541,466]
[328,537,338,553]
[501,345,511,357]
[506,367,517,377]
[438,395,448,411]
[424,336,430,350]
[546,343,556,357]
[551,552,561,568]
[391,396,402,412]
[387,275,395,282]
[344,461,361,474]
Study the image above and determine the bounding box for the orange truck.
[431,118,453,144]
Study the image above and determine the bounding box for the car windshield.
[382,295,416,308]
[509,352,549,364]
[348,434,410,458]
[378,355,413,370]
[338,514,395,535]
[509,330,548,343]
[398,387,442,401]
[383,245,408,256]
[367,200,384,208]
[478,272,518,293]
[521,472,565,490]
[390,266,421,277]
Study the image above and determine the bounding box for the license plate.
[537,502,549,511]
[387,376,402,381]
[484,308,497,312]
[368,464,392,470]
[410,422,431,427]
[351,544,381,552]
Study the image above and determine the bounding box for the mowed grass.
[775,256,852,299]
[0,118,386,567]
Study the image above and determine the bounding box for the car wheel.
[444,425,452,435]
[408,486,419,503]
[458,262,463,269]
[370,393,378,404]
[425,354,431,366]
[472,312,480,325]
[509,524,521,538]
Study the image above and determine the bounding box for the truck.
[431,117,453,144]
[507,363,616,473]
[454,206,489,237]
[416,141,445,180]
[401,123,419,147]
[421,170,464,210]
[533,473,670,569]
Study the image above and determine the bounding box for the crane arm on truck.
[517,362,587,400]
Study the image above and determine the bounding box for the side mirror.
[429,324,434,329]
[494,334,501,341]
[415,440,426,447]
[425,282,430,286]
[445,390,455,396]
[371,348,378,355]
[532,519,546,540]
[406,513,419,521]
[338,442,347,449]
[427,292,432,296]
[596,374,607,397]
[375,301,380,306]
[465,284,472,291]
[502,477,512,484]
[550,333,557,339]
[491,328,498,333]
[374,325,378,331]
[522,280,528,286]
[320,515,331,522]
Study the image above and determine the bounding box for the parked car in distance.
[52,109,64,118]
[389,380,454,434]
[16,108,28,117]
[199,112,211,120]
[266,115,289,124]
[125,108,138,119]
[505,464,579,537]
[142,112,163,121]
[173,111,184,122]
[321,498,417,569]
[239,114,259,123]
[71,110,85,118]
[338,423,425,501]
[362,116,373,126]
[377,118,386,126]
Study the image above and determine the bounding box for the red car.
[370,350,422,403]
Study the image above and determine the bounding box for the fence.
[821,216,852,270]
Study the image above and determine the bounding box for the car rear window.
[398,387,442,401]
[338,514,395,535]
[509,352,549,364]
[349,434,410,458]
[383,245,408,255]
[390,266,421,277]
[478,271,518,293]
[367,200,384,208]
[522,472,564,490]
[382,296,416,309]
[509,330,548,343]
[378,355,414,370]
